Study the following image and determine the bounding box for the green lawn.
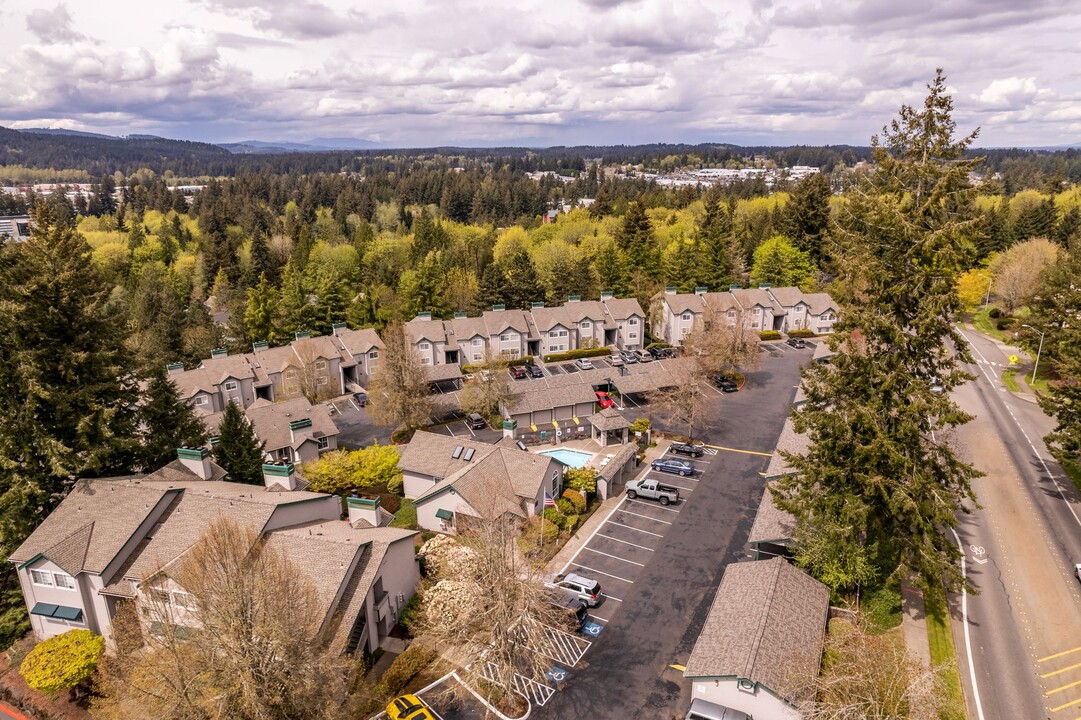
[971,308,1014,343]
[1002,370,1021,392]
[925,588,966,720]
[1023,365,1054,395]
[391,499,417,529]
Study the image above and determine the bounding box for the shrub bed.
[758,330,782,341]
[645,341,672,349]
[462,355,534,373]
[786,329,816,338]
[562,488,587,514]
[381,643,438,696]
[542,346,612,363]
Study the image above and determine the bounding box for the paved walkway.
[900,582,931,668]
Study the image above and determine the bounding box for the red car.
[595,391,615,409]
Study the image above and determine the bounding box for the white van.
[684,699,750,720]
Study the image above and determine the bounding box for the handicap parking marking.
[546,666,570,685]
[595,532,655,552]
[616,508,674,525]
[569,563,635,584]
[605,520,664,538]
[583,546,646,566]
[702,447,719,456]
[580,621,605,637]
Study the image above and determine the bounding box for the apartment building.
[202,396,340,464]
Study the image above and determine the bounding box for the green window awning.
[435,508,454,521]
[30,603,83,622]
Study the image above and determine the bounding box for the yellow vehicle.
[386,694,437,720]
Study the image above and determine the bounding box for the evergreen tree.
[127,221,146,251]
[248,232,275,286]
[410,208,449,264]
[244,273,279,344]
[1055,206,1081,249]
[773,70,982,594]
[662,234,700,293]
[158,226,177,267]
[1012,196,1057,242]
[1034,250,1081,465]
[312,273,351,335]
[347,286,389,330]
[697,197,736,291]
[399,251,451,318]
[501,248,543,309]
[779,172,832,266]
[749,235,817,288]
[213,402,265,485]
[616,202,658,275]
[474,264,508,312]
[278,259,315,337]
[594,241,629,296]
[137,366,208,471]
[0,207,139,648]
[129,263,184,369]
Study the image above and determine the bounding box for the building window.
[193,395,209,406]
[629,332,638,340]
[629,318,638,326]
[368,350,379,359]
[472,338,482,347]
[317,436,330,450]
[421,358,431,365]
[317,376,328,385]
[473,353,482,361]
[315,360,327,371]
[53,573,76,590]
[681,327,690,336]
[30,570,53,587]
[682,313,691,321]
[419,342,430,351]
[172,591,195,610]
[580,321,591,329]
[223,380,238,392]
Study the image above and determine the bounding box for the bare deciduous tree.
[460,351,517,421]
[288,337,338,404]
[367,322,433,431]
[989,237,1061,313]
[649,368,710,442]
[683,318,760,378]
[92,518,351,720]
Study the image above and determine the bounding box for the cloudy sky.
[1,0,1079,148]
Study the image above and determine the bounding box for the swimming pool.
[539,448,594,469]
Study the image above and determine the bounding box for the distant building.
[0,215,31,242]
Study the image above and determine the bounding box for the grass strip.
[924,587,966,720]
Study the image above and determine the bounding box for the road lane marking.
[1040,646,1081,664]
[616,509,673,525]
[569,563,634,583]
[1040,660,1081,678]
[605,520,664,537]
[583,547,645,566]
[700,443,772,457]
[595,533,655,551]
[949,527,986,720]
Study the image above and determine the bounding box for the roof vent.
[567,295,581,303]
[531,301,545,308]
[728,284,742,290]
[694,286,708,295]
[758,283,772,289]
[600,291,614,299]
[252,340,269,352]
[166,362,184,374]
[417,311,432,320]
[454,311,467,318]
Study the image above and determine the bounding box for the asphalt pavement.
[534,343,810,719]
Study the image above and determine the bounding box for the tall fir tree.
[774,70,983,594]
[500,248,543,309]
[616,202,658,276]
[248,232,275,286]
[244,273,280,344]
[278,259,316,337]
[696,197,736,291]
[0,207,140,647]
[129,263,185,370]
[779,172,832,266]
[137,366,209,471]
[213,402,266,486]
[474,264,508,312]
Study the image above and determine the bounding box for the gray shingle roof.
[597,443,639,482]
[801,292,837,315]
[414,447,557,519]
[683,557,829,703]
[600,296,644,322]
[746,483,796,546]
[426,364,464,382]
[397,430,497,480]
[242,397,338,453]
[764,286,804,307]
[588,408,631,432]
[659,292,706,316]
[732,287,785,316]
[764,416,810,479]
[336,328,385,356]
[504,384,598,415]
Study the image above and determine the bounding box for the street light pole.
[1021,324,1045,386]
[981,273,993,308]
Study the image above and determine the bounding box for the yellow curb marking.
[1040,646,1081,663]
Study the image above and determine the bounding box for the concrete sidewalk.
[901,582,931,668]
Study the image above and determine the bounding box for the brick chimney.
[262,462,298,491]
[347,493,381,526]
[176,447,213,480]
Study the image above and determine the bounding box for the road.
[950,326,1081,720]
[535,342,808,719]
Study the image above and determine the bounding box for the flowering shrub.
[418,534,476,578]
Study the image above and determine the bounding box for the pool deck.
[533,436,620,472]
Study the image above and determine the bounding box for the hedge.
[561,488,587,514]
[996,318,1014,331]
[758,330,782,340]
[645,341,672,349]
[381,643,438,695]
[786,329,816,338]
[988,307,1002,319]
[542,346,612,363]
[462,355,534,373]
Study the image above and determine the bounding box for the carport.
[594,443,639,499]
[426,363,464,392]
[747,484,795,560]
[588,408,631,447]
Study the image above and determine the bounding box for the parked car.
[509,364,528,379]
[786,337,807,349]
[713,373,738,392]
[352,391,368,407]
[633,349,653,363]
[609,352,624,367]
[649,346,675,359]
[626,477,681,505]
[575,357,594,370]
[386,694,437,720]
[545,589,589,630]
[620,350,638,364]
[465,413,487,430]
[547,572,602,607]
[651,458,695,477]
[528,363,544,378]
[669,441,704,458]
[595,391,615,409]
[684,698,750,720]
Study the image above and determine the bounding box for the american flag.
[544,492,557,508]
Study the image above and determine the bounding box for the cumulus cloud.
[25,3,84,43]
[976,77,1039,109]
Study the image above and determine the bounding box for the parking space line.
[560,497,630,574]
[659,481,696,492]
[348,399,360,412]
[605,520,664,537]
[627,499,681,513]
[701,443,773,457]
[617,509,673,525]
[649,472,699,483]
[664,453,710,464]
[463,421,476,437]
[583,547,645,566]
[590,614,610,623]
[570,563,634,583]
[445,424,456,437]
[602,594,623,602]
[595,533,654,551]
[621,393,641,408]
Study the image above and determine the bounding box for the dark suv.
[509,365,527,379]
[713,374,738,392]
[670,441,704,458]
[786,337,807,349]
[527,364,544,378]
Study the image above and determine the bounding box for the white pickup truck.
[625,478,680,506]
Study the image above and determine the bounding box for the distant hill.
[218,137,380,154]
[0,126,232,176]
